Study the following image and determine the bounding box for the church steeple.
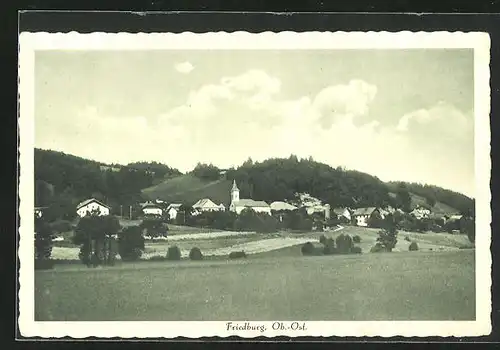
[231,180,240,203]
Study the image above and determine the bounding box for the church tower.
[231,180,240,204]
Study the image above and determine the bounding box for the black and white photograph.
[18,31,491,338]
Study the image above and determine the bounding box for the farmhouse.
[76,198,111,218]
[166,203,182,220]
[333,207,351,222]
[141,201,163,216]
[192,198,225,214]
[229,180,271,215]
[34,206,47,218]
[352,207,381,227]
[410,205,431,219]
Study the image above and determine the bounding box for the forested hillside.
[34,149,473,222]
[34,149,180,220]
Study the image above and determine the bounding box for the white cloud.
[174,61,194,74]
[396,101,472,138]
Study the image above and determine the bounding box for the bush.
[166,246,182,260]
[50,219,73,233]
[335,234,354,254]
[301,242,315,256]
[351,246,362,254]
[323,238,336,255]
[118,226,145,261]
[352,235,361,243]
[409,241,419,251]
[404,236,411,242]
[319,234,327,245]
[370,243,386,253]
[229,251,247,259]
[189,247,203,261]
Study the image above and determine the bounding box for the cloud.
[396,101,472,138]
[174,61,194,74]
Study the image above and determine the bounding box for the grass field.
[35,250,475,321]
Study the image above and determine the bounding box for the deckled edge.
[17,30,492,339]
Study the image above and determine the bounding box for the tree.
[74,212,121,267]
[140,217,167,237]
[335,234,354,254]
[461,217,475,244]
[118,226,145,261]
[34,214,53,261]
[367,211,384,228]
[375,221,398,252]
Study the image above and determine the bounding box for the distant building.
[34,206,47,218]
[141,201,163,216]
[410,206,431,219]
[352,207,380,227]
[192,198,225,214]
[229,180,271,215]
[166,203,182,220]
[270,201,298,212]
[333,207,351,222]
[76,198,111,218]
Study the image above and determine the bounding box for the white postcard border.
[18,31,492,338]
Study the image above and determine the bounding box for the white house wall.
[143,208,163,216]
[77,202,110,217]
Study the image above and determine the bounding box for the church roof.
[232,199,269,208]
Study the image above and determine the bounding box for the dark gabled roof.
[76,198,110,210]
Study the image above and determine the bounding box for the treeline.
[223,156,393,209]
[387,181,474,215]
[34,149,181,221]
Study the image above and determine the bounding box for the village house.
[333,207,351,222]
[76,198,111,218]
[229,180,271,215]
[166,203,182,220]
[141,201,163,216]
[410,205,432,219]
[34,206,47,218]
[352,207,381,227]
[192,198,225,214]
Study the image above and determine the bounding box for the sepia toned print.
[18,31,491,338]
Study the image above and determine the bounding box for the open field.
[35,250,475,321]
[50,225,473,261]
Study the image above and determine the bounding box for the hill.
[34,148,182,220]
[35,149,472,220]
[142,174,232,206]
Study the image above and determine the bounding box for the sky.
[34,49,475,197]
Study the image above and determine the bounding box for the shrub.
[319,234,327,245]
[189,247,203,261]
[409,241,419,251]
[301,242,315,256]
[229,251,247,259]
[352,235,361,243]
[351,246,362,254]
[335,234,354,254]
[370,243,386,253]
[404,236,411,242]
[50,219,73,233]
[166,246,182,260]
[118,226,145,261]
[323,238,337,255]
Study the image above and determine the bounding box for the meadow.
[35,249,475,321]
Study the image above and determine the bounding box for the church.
[229,180,272,215]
